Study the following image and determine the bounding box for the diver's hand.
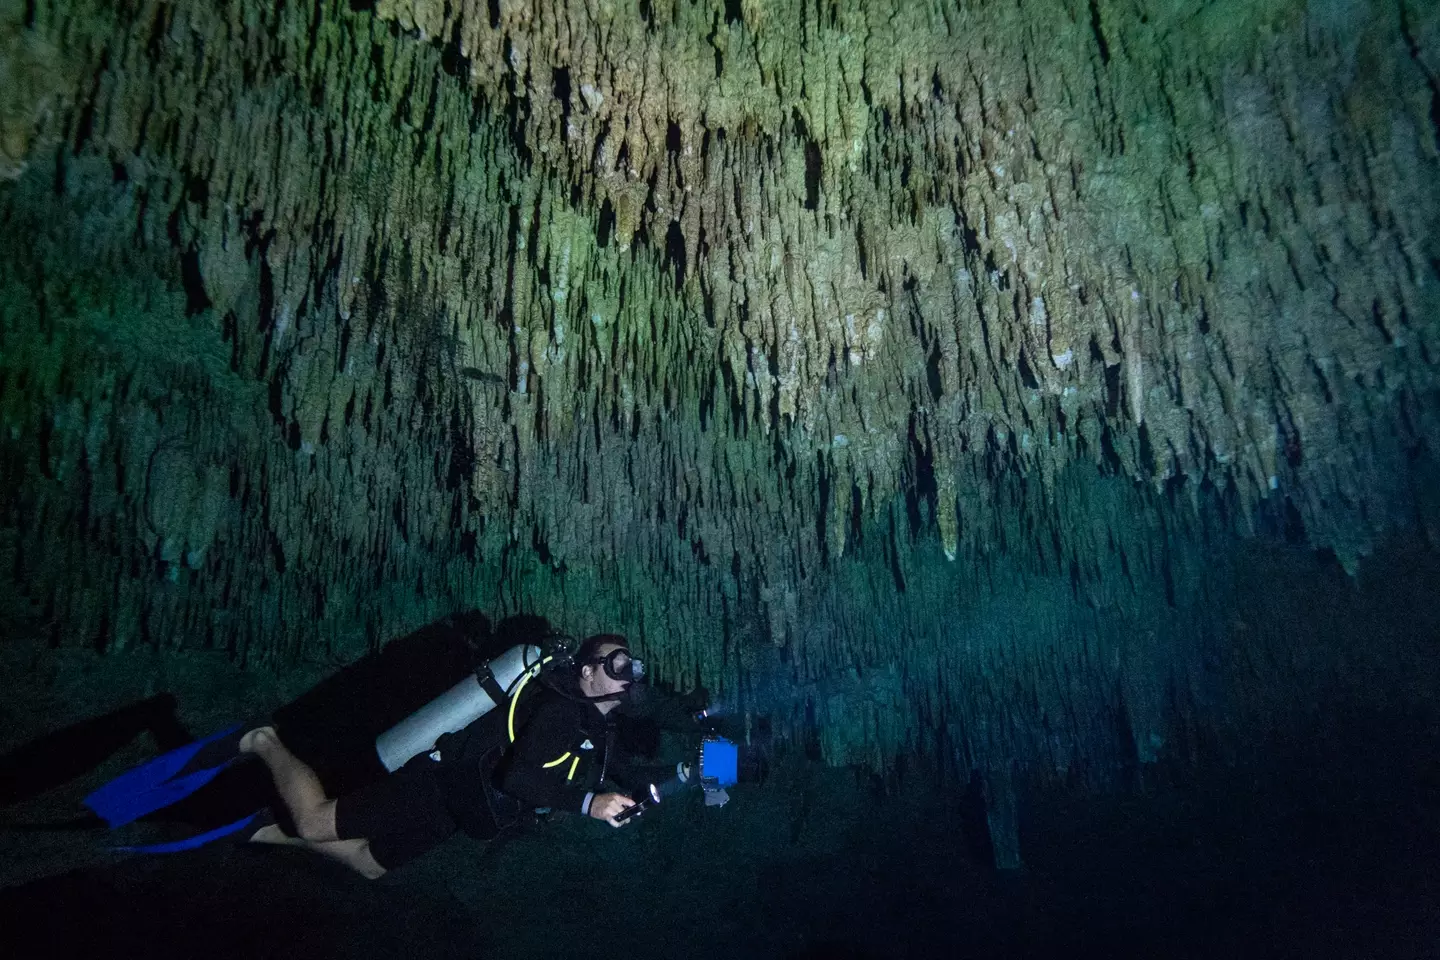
[589,792,635,827]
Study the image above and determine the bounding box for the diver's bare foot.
[248,823,301,846]
[239,726,278,755]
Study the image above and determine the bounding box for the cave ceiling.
[1,0,1438,777]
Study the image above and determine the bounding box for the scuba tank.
[374,643,541,772]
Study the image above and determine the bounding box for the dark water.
[2,709,1436,960]
[3,578,1437,959]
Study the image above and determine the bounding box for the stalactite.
[0,0,1437,796]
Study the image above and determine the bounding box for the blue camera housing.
[699,736,739,788]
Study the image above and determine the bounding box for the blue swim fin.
[113,812,261,854]
[83,724,246,828]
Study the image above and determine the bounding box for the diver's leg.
[248,824,386,880]
[239,726,340,842]
[315,838,386,880]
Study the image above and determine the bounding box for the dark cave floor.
[1,642,1437,959]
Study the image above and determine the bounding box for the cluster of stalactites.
[0,0,1437,784]
[363,0,1440,570]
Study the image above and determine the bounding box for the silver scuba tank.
[374,643,541,772]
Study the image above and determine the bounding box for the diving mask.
[587,647,646,683]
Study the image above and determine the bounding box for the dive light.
[612,782,662,823]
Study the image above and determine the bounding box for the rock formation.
[2,0,1438,861]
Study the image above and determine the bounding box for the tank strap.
[473,662,509,707]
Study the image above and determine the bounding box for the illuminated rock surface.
[1,0,1438,944]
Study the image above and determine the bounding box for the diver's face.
[579,642,632,714]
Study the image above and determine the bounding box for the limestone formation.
[1,0,1437,819]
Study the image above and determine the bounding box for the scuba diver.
[238,634,642,878]
[75,621,746,878]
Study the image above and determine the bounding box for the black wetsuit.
[332,679,619,870]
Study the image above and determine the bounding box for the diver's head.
[575,634,643,713]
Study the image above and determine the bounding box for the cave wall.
[2,0,1438,801]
